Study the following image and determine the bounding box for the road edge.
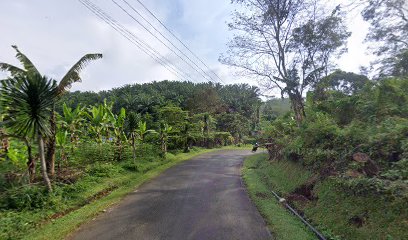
[24,148,227,240]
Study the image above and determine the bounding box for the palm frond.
[11,45,41,75]
[0,74,57,138]
[0,62,26,76]
[58,53,103,95]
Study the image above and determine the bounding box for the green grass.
[243,153,408,240]
[242,153,316,240]
[221,144,253,150]
[1,147,222,240]
[304,180,408,240]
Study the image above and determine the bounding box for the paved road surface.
[71,150,272,240]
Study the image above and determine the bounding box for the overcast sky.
[0,0,372,93]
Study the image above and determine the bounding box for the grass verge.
[243,153,408,240]
[6,147,222,240]
[242,153,316,240]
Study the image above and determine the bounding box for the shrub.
[0,185,62,210]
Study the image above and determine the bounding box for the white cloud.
[0,0,374,94]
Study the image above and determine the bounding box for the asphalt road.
[71,150,272,240]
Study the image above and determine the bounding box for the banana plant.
[60,103,85,152]
[107,107,127,161]
[159,122,174,157]
[126,112,140,170]
[56,130,68,172]
[85,104,107,147]
[136,121,157,158]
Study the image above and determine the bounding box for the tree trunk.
[38,134,52,192]
[46,111,56,177]
[132,136,137,171]
[26,142,36,183]
[288,91,306,126]
[164,139,167,154]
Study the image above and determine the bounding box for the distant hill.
[260,98,291,121]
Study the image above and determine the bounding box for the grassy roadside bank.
[242,153,315,240]
[243,153,408,240]
[1,147,234,240]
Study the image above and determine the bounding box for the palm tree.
[0,45,102,176]
[0,74,57,192]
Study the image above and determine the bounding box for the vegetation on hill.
[244,153,408,239]
[0,46,264,239]
[0,0,407,239]
[224,0,408,238]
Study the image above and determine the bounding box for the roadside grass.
[1,147,221,240]
[242,153,316,240]
[222,144,253,150]
[243,153,408,240]
[305,180,408,240]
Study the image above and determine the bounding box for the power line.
[81,0,194,82]
[133,0,226,84]
[80,0,189,81]
[119,0,222,84]
[111,0,213,82]
[79,0,196,82]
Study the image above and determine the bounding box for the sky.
[0,0,373,94]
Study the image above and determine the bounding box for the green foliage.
[260,98,291,121]
[1,74,57,138]
[5,141,27,169]
[246,154,408,240]
[242,154,316,240]
[306,179,408,240]
[0,185,61,210]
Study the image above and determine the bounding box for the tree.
[216,113,250,143]
[1,74,57,192]
[318,70,370,95]
[158,122,173,156]
[55,130,68,172]
[186,87,225,114]
[391,49,408,77]
[126,112,140,170]
[86,103,109,148]
[360,0,408,76]
[157,106,188,132]
[107,107,127,161]
[60,103,85,152]
[221,0,350,125]
[0,45,102,176]
[135,121,156,157]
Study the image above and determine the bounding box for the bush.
[299,112,340,149]
[0,185,62,210]
[86,163,124,178]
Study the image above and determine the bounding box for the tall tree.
[186,87,225,114]
[0,45,102,176]
[1,74,57,191]
[220,0,350,125]
[360,0,408,76]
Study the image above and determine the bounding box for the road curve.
[70,150,272,240]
